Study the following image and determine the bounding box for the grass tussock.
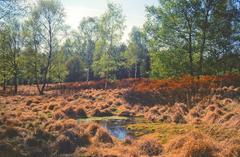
[86,123,100,137]
[138,138,163,156]
[93,128,113,144]
[54,135,76,154]
[0,75,239,156]
[4,127,19,138]
[46,119,78,132]
[166,131,220,157]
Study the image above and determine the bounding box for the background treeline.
[0,0,239,94]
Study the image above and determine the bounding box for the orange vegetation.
[0,74,239,157]
[125,74,240,105]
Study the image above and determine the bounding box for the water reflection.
[79,116,149,140]
[99,118,134,140]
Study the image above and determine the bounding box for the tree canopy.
[0,0,239,94]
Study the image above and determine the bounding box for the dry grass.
[223,145,240,157]
[54,135,76,154]
[124,74,240,105]
[165,131,220,157]
[0,75,239,156]
[46,119,78,132]
[4,127,19,138]
[93,128,113,144]
[86,123,100,137]
[63,129,90,147]
[137,137,163,156]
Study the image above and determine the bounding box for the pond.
[79,116,138,140]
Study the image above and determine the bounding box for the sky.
[61,0,158,41]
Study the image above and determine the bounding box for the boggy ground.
[0,76,240,157]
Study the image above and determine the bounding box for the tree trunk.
[105,73,108,89]
[3,80,6,91]
[138,63,141,78]
[199,2,210,75]
[3,72,6,91]
[184,11,194,76]
[13,71,18,94]
[39,20,52,95]
[40,61,50,95]
[35,66,41,94]
[134,63,137,78]
[33,45,41,94]
[36,81,41,94]
[199,1,212,75]
[86,68,89,82]
[188,32,193,76]
[199,32,206,75]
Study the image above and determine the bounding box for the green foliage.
[0,28,10,84]
[66,56,85,82]
[0,0,239,91]
[19,48,45,84]
[145,0,240,78]
[50,51,68,83]
[0,19,23,92]
[0,0,25,22]
[124,27,149,78]
[30,0,65,94]
[150,49,189,78]
[77,17,98,80]
[93,2,126,79]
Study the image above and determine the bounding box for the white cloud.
[63,3,147,42]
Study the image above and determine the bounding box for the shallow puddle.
[79,116,137,140]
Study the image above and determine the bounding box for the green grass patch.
[127,122,196,144]
[127,121,240,144]
[78,116,129,122]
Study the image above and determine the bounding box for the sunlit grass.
[78,116,129,122]
[127,121,240,144]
